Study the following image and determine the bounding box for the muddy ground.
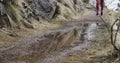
[40,20,113,63]
[0,10,119,63]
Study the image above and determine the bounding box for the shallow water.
[85,23,98,41]
[40,23,99,63]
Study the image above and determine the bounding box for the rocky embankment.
[0,0,84,28]
[0,0,89,49]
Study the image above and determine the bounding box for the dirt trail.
[40,11,110,63]
[0,10,110,63]
[40,23,99,63]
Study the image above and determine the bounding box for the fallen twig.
[99,15,120,52]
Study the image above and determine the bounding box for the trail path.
[40,11,109,63]
[0,10,110,63]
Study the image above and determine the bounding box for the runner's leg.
[100,0,104,15]
[96,0,99,15]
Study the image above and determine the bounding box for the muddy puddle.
[0,22,106,63]
[40,22,100,63]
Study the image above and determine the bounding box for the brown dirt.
[40,10,113,63]
[0,10,114,63]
